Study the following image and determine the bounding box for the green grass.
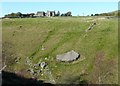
[2,17,118,84]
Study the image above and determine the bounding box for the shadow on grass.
[2,71,55,86]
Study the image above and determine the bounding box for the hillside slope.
[2,17,118,84]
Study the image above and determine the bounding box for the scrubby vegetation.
[93,10,120,17]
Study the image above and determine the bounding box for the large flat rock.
[56,50,80,62]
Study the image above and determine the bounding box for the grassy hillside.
[95,10,120,17]
[2,17,118,84]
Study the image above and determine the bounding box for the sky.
[0,2,118,17]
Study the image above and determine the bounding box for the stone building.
[35,11,46,17]
[34,11,56,17]
[46,11,55,17]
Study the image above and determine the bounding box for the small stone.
[19,25,22,28]
[27,69,30,72]
[40,62,47,69]
[15,57,21,63]
[93,22,96,25]
[29,68,34,73]
[41,46,45,50]
[41,69,43,71]
[38,62,41,66]
[37,70,42,73]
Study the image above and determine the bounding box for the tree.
[94,14,99,16]
[10,13,18,18]
[60,11,72,16]
[118,11,120,17]
[17,12,22,18]
[4,15,8,18]
[91,14,94,16]
[4,13,18,18]
[56,11,60,16]
[61,14,64,16]
[65,11,72,16]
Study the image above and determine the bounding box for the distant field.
[2,17,118,84]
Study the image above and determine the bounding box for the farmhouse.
[46,11,55,17]
[34,11,55,17]
[35,11,46,17]
[56,50,80,62]
[4,10,72,18]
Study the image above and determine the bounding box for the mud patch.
[94,51,105,66]
[90,51,117,84]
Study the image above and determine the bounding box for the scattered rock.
[34,64,38,67]
[41,68,43,71]
[41,45,45,50]
[86,22,96,32]
[45,57,47,60]
[34,66,38,69]
[34,71,37,74]
[15,57,21,63]
[37,70,42,73]
[40,62,48,69]
[38,62,41,66]
[29,68,34,74]
[19,25,22,28]
[27,69,31,72]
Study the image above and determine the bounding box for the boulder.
[37,70,42,73]
[56,50,80,62]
